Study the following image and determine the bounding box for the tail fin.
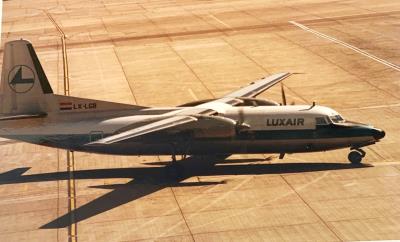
[0,39,53,114]
[1,39,146,115]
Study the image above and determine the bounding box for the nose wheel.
[348,149,366,164]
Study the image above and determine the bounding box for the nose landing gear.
[348,148,366,164]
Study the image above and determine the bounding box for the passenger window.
[315,117,328,125]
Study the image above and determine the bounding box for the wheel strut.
[348,148,366,164]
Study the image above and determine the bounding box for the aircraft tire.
[348,151,363,164]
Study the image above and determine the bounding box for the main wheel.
[348,151,362,164]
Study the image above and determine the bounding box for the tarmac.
[1,0,400,241]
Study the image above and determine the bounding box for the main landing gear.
[168,144,188,179]
[348,148,366,164]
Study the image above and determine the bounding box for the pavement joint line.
[344,103,400,110]
[220,36,309,104]
[280,174,344,241]
[141,13,216,99]
[119,168,232,241]
[156,176,254,239]
[190,11,230,38]
[208,14,234,31]
[142,12,216,99]
[302,193,400,205]
[1,10,400,54]
[367,146,388,162]
[189,171,329,231]
[112,47,139,105]
[274,29,400,101]
[322,214,400,224]
[371,161,400,166]
[289,21,400,72]
[168,43,216,98]
[169,187,196,242]
[190,221,326,237]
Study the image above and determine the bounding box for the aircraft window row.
[330,115,345,123]
[315,117,328,125]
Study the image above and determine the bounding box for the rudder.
[0,39,53,114]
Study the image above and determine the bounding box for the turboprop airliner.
[0,40,385,164]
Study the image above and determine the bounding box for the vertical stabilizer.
[0,39,53,114]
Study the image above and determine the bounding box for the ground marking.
[345,103,400,110]
[111,174,227,242]
[156,176,254,239]
[187,88,199,101]
[190,171,330,231]
[289,21,400,72]
[209,14,234,30]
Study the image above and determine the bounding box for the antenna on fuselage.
[299,101,316,111]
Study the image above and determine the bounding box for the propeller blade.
[281,83,287,106]
[238,107,244,124]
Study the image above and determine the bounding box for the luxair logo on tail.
[8,65,35,93]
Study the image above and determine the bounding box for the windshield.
[329,115,345,123]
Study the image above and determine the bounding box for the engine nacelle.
[187,115,237,138]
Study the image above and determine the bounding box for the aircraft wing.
[223,72,291,98]
[87,73,291,145]
[176,72,292,115]
[87,115,197,145]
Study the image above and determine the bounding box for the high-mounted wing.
[88,115,197,145]
[88,72,292,145]
[224,72,291,98]
[175,72,292,115]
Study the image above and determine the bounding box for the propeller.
[280,82,296,105]
[280,83,287,106]
[236,107,250,132]
[279,72,306,106]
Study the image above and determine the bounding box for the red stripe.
[59,102,72,105]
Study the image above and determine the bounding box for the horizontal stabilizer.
[0,113,47,121]
[0,167,31,183]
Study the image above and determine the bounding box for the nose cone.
[373,128,385,140]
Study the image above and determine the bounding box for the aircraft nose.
[373,128,385,140]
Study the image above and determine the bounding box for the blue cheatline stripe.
[243,126,374,140]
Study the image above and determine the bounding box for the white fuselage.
[0,105,384,156]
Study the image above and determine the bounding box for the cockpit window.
[329,115,345,123]
[315,117,328,125]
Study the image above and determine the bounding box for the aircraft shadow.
[0,156,371,229]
